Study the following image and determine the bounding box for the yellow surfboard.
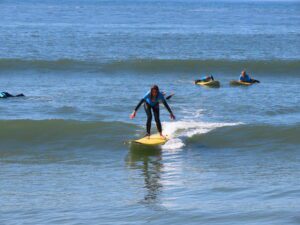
[196,80,220,88]
[230,80,253,86]
[134,134,169,145]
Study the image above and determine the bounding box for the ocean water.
[1,0,300,224]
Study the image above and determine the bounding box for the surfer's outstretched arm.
[130,99,145,119]
[166,93,174,100]
[162,99,175,120]
[134,99,145,112]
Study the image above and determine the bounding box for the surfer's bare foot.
[144,134,150,139]
[160,133,166,139]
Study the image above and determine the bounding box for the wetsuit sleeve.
[166,94,173,100]
[134,99,145,111]
[162,99,173,115]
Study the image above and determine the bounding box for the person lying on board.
[0,92,25,98]
[239,70,260,83]
[194,75,214,84]
[130,85,175,138]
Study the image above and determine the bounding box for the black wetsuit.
[135,91,173,135]
[195,75,214,84]
[250,79,260,83]
[0,92,25,98]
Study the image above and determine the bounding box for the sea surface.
[1,0,300,224]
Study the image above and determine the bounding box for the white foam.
[162,120,240,150]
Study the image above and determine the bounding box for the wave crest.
[0,119,136,149]
[0,58,299,74]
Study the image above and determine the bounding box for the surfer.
[0,92,25,98]
[239,70,260,83]
[195,75,214,84]
[130,85,175,138]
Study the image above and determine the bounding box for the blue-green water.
[0,0,300,224]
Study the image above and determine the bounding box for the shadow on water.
[126,143,163,204]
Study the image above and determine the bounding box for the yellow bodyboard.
[230,80,253,86]
[196,80,220,88]
[134,134,169,145]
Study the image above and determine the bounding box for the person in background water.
[0,92,25,98]
[194,75,214,84]
[239,70,260,83]
[130,85,175,138]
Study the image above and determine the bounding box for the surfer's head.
[241,70,246,76]
[150,85,159,97]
